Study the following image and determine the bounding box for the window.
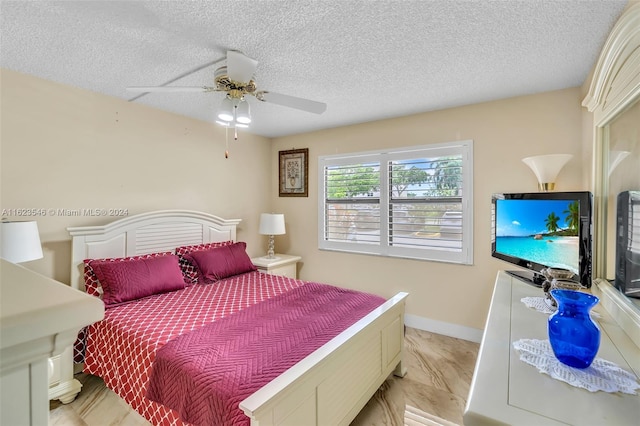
[318,140,473,264]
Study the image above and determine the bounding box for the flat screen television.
[491,191,593,288]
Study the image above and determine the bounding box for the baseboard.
[404,314,483,343]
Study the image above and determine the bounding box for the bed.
[67,210,408,425]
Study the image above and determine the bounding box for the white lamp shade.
[217,97,234,122]
[235,99,251,124]
[609,151,630,176]
[259,213,286,235]
[1,221,44,263]
[522,154,573,190]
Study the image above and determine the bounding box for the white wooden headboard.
[67,210,241,291]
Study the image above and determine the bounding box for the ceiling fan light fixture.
[127,51,327,133]
[235,99,251,124]
[217,96,234,122]
[215,119,247,129]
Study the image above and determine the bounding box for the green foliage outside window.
[327,157,461,199]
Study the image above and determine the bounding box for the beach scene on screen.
[495,199,579,273]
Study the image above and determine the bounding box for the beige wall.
[1,68,272,283]
[272,87,586,331]
[1,68,588,333]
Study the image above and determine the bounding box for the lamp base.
[264,234,277,259]
[538,182,556,191]
[261,255,281,261]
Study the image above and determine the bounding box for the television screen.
[491,192,592,287]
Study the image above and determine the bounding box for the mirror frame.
[583,2,640,347]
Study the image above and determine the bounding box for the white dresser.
[464,271,640,425]
[0,259,104,425]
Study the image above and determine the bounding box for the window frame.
[318,140,473,265]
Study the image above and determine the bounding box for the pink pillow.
[83,252,174,298]
[89,254,185,307]
[183,242,256,284]
[175,241,234,283]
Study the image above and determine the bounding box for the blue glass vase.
[548,289,600,369]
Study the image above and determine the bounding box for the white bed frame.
[66,210,408,425]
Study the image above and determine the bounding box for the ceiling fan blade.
[126,86,210,93]
[226,50,258,83]
[127,57,226,102]
[258,91,327,114]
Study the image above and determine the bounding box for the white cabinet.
[251,254,301,279]
[464,271,640,425]
[0,259,104,425]
[48,346,82,403]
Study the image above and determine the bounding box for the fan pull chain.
[222,126,241,159]
[224,126,229,158]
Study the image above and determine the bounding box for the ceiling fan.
[126,50,327,129]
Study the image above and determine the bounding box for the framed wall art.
[279,148,308,197]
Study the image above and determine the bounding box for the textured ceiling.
[0,0,628,138]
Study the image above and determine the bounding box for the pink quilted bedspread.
[146,282,385,426]
[83,271,305,425]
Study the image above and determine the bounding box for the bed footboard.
[240,291,408,426]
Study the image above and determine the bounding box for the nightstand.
[251,254,301,279]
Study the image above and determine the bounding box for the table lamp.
[259,213,285,260]
[1,220,44,263]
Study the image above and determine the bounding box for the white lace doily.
[513,338,639,394]
[521,296,555,314]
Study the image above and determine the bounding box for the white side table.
[251,254,301,279]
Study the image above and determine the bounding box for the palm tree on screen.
[545,212,560,233]
[563,201,580,235]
